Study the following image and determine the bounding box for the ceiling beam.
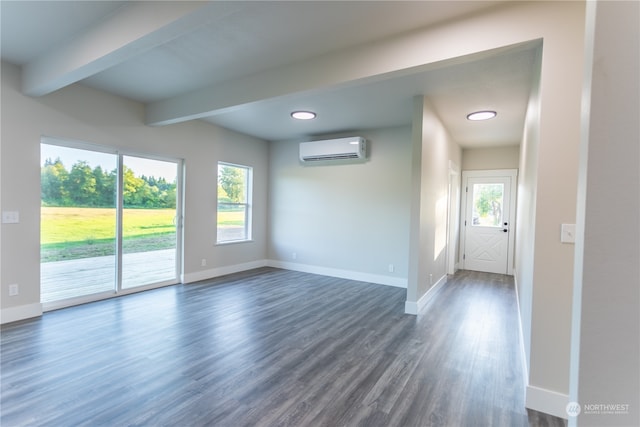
[22,1,209,97]
[145,2,543,127]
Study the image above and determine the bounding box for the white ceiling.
[1,0,536,147]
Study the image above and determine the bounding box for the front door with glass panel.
[40,140,181,305]
[461,170,516,275]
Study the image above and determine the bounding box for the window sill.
[215,239,254,246]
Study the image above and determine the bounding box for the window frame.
[216,161,253,244]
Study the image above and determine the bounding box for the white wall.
[515,45,542,379]
[569,1,639,425]
[524,3,586,417]
[462,146,520,170]
[406,96,462,309]
[490,2,586,418]
[0,61,269,323]
[268,126,412,287]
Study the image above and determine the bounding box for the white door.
[461,170,516,275]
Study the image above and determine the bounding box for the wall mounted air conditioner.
[299,137,367,162]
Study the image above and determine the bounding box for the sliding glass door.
[40,144,118,302]
[40,139,182,306]
[122,155,179,289]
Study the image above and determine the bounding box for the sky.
[41,144,178,181]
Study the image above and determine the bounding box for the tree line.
[217,164,247,204]
[41,158,176,208]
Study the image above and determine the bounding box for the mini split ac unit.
[299,137,367,162]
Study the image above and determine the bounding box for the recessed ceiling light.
[467,110,497,121]
[291,111,316,120]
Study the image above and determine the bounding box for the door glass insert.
[472,183,504,227]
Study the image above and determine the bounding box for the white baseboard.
[182,260,268,284]
[526,385,569,420]
[405,273,447,315]
[0,302,43,324]
[267,260,407,288]
[404,300,419,315]
[515,272,567,420]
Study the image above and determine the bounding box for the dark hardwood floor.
[1,268,566,426]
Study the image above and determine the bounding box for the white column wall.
[569,1,640,425]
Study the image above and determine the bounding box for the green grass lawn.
[41,207,244,262]
[41,207,177,262]
[41,207,175,244]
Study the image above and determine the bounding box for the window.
[471,183,504,227]
[217,162,252,243]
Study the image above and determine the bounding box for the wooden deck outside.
[41,249,177,303]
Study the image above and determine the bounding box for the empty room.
[1,1,637,426]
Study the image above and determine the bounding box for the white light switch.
[2,211,19,224]
[561,223,576,243]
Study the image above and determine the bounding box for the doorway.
[460,169,517,275]
[40,138,183,307]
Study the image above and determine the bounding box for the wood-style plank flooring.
[1,268,566,426]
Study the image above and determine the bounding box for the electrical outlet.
[9,284,18,296]
[292,252,297,260]
[429,274,433,285]
[201,259,207,267]
[388,264,394,273]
